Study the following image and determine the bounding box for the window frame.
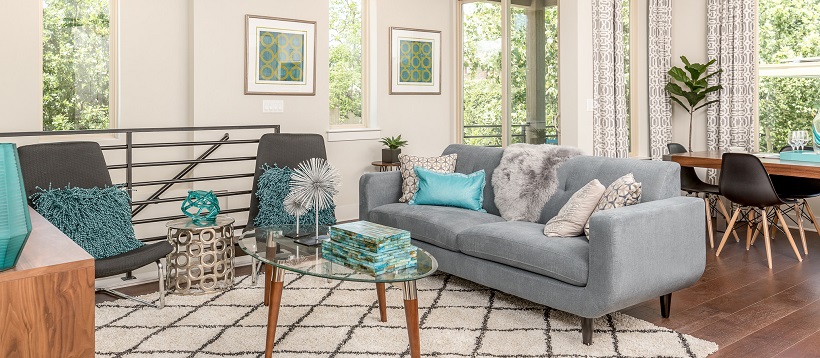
[328,0,369,129]
[40,0,118,132]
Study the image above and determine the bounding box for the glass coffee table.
[238,225,438,358]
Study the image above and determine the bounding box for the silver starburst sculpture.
[290,158,341,245]
[283,191,310,238]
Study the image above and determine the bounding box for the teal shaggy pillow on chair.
[254,164,336,228]
[30,186,144,259]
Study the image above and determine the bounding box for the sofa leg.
[582,317,593,345]
[660,293,672,318]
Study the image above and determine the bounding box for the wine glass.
[788,131,799,152]
[796,130,810,151]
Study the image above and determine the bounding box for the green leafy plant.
[665,56,723,151]
[379,135,408,150]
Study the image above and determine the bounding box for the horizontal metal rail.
[131,207,251,225]
[130,190,252,206]
[128,173,255,187]
[101,139,262,151]
[107,156,256,170]
[0,124,281,138]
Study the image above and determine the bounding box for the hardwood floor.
[97,226,820,357]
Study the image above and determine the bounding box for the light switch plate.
[263,100,284,113]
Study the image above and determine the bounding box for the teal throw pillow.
[254,164,337,228]
[30,186,144,259]
[409,167,486,212]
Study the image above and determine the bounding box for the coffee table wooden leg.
[401,280,420,358]
[376,282,388,322]
[264,263,271,307]
[265,266,285,358]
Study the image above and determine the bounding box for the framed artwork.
[390,27,441,95]
[245,15,316,95]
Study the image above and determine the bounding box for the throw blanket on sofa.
[492,144,583,222]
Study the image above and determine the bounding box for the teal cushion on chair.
[410,167,486,212]
[30,186,144,259]
[253,164,336,227]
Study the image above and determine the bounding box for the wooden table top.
[669,150,820,179]
[371,161,400,167]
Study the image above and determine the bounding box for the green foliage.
[379,135,408,149]
[461,3,559,146]
[42,0,111,131]
[329,0,363,126]
[665,56,723,114]
[758,0,820,152]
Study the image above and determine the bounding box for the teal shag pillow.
[254,164,337,228]
[30,186,144,259]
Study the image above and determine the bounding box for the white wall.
[670,0,708,152]
[0,1,42,133]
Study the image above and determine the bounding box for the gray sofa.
[359,144,705,345]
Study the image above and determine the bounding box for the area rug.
[95,274,718,357]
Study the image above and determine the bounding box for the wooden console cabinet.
[0,208,95,358]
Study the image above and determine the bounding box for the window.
[329,0,366,127]
[459,0,559,147]
[42,0,115,131]
[757,0,820,152]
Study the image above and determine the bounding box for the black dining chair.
[246,133,328,288]
[667,143,738,248]
[770,146,820,255]
[18,141,172,308]
[715,153,803,268]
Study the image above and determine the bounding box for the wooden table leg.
[265,266,285,358]
[401,280,420,358]
[264,263,271,307]
[376,282,388,322]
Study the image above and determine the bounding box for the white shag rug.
[95,274,718,357]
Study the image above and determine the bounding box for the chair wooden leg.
[762,208,773,269]
[803,199,820,235]
[716,199,741,242]
[747,209,754,245]
[750,221,762,249]
[796,202,808,255]
[717,208,741,257]
[704,198,714,248]
[775,208,803,263]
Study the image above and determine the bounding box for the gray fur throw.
[492,144,583,222]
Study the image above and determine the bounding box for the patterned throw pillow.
[399,153,458,203]
[544,179,606,237]
[583,173,642,238]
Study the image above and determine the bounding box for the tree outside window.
[43,0,112,131]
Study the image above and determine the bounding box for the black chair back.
[17,141,113,201]
[667,143,707,190]
[247,133,327,228]
[718,153,783,208]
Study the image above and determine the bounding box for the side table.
[166,215,235,295]
[371,161,400,172]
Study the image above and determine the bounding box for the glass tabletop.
[238,225,438,283]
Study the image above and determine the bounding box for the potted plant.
[665,56,723,151]
[379,135,408,163]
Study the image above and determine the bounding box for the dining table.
[669,150,820,179]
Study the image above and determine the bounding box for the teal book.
[329,221,411,253]
[0,143,32,271]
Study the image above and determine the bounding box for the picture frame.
[389,27,442,95]
[245,15,316,95]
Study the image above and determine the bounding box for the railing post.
[126,131,133,199]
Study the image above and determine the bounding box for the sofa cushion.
[457,221,589,286]
[369,203,506,251]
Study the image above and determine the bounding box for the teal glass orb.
[181,190,220,226]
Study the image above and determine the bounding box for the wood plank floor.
[98,226,820,357]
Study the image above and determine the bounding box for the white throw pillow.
[398,153,458,203]
[583,173,642,238]
[544,179,606,237]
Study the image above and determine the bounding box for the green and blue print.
[398,39,433,84]
[258,30,305,83]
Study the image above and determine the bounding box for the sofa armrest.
[359,171,402,220]
[585,196,705,316]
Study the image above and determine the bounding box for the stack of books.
[321,221,417,275]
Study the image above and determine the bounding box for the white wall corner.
[326,127,382,142]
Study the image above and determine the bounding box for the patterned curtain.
[706,0,757,180]
[648,0,673,160]
[592,0,629,158]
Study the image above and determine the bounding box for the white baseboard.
[95,255,255,290]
